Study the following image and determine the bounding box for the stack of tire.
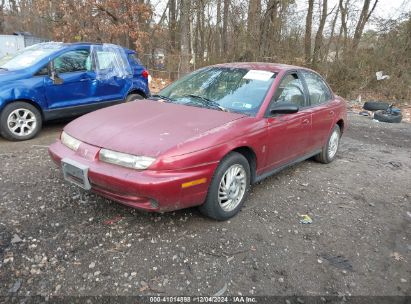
[363,101,402,123]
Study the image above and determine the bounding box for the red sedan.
[49,63,347,220]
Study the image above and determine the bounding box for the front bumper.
[48,140,218,212]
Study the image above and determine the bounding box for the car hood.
[0,69,28,83]
[64,100,246,157]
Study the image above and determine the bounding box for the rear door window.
[301,71,332,106]
[96,51,117,70]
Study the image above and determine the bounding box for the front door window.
[53,50,91,74]
[272,73,305,107]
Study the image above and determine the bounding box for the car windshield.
[156,67,277,115]
[0,43,63,71]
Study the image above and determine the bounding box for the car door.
[45,48,96,110]
[264,71,312,169]
[300,70,336,151]
[93,47,132,102]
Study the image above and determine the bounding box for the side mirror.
[270,102,299,115]
[48,61,64,85]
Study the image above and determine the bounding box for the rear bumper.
[48,141,218,212]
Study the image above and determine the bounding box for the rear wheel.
[199,152,250,220]
[125,93,144,102]
[0,102,42,141]
[315,125,341,164]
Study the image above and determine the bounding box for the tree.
[304,0,314,64]
[0,0,4,33]
[195,0,205,64]
[352,0,378,50]
[169,0,177,50]
[312,0,329,65]
[260,0,279,57]
[215,0,222,57]
[247,0,261,58]
[222,0,229,54]
[324,4,340,62]
[35,0,151,51]
[180,0,191,75]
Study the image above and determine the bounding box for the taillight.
[141,70,149,78]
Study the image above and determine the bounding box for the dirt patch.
[0,113,410,297]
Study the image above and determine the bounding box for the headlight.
[99,149,155,170]
[61,131,82,151]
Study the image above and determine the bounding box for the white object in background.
[376,71,390,80]
[148,74,152,84]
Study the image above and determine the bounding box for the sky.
[373,0,411,19]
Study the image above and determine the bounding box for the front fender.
[151,119,266,172]
[0,78,47,112]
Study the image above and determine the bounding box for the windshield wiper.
[0,67,8,71]
[184,94,225,111]
[149,94,174,103]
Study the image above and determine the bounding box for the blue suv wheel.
[0,102,42,140]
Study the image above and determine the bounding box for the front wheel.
[0,102,42,141]
[199,152,250,220]
[315,125,341,164]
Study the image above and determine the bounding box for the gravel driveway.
[0,113,410,299]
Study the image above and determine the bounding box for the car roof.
[211,62,310,73]
[69,42,135,53]
[40,41,133,51]
[67,42,103,46]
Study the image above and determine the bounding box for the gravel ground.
[0,112,410,299]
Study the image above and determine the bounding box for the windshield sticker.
[243,70,274,81]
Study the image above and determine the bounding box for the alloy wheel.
[328,130,339,159]
[218,164,247,212]
[7,108,37,137]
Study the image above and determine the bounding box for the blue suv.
[0,42,150,141]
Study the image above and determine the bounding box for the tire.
[363,101,389,111]
[0,102,42,141]
[374,110,402,123]
[315,125,341,164]
[199,152,250,220]
[125,93,144,102]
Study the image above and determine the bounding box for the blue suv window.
[54,50,91,74]
[95,51,117,70]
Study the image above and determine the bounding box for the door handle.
[80,77,91,82]
[302,118,310,125]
